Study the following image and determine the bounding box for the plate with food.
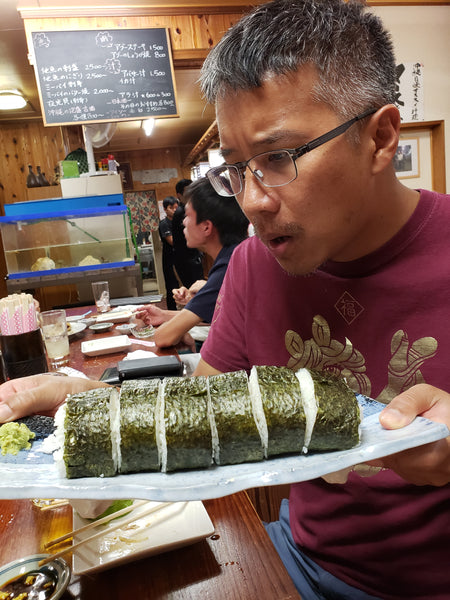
[67,321,86,338]
[71,499,214,575]
[0,367,447,502]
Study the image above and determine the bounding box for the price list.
[31,28,178,125]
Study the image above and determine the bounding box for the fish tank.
[0,205,136,279]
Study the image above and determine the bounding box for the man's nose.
[239,171,280,215]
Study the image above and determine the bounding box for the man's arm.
[193,357,223,376]
[153,308,201,347]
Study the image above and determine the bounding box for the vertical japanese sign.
[394,62,424,122]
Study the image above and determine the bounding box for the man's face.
[183,202,207,250]
[165,204,177,219]
[215,65,374,275]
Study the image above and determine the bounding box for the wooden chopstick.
[39,501,172,567]
[44,499,148,549]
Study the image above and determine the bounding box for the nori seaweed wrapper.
[119,379,160,473]
[17,415,54,440]
[209,371,263,465]
[63,388,116,479]
[164,376,212,472]
[256,365,306,457]
[308,370,361,451]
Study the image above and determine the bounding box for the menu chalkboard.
[31,28,178,125]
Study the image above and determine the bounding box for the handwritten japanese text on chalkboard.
[31,29,178,125]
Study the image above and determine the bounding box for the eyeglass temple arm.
[299,108,377,156]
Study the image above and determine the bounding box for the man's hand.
[368,384,450,486]
[173,280,206,306]
[135,305,172,326]
[0,374,108,422]
[172,286,190,305]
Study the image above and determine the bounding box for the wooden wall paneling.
[22,13,243,55]
[0,121,66,209]
[0,124,26,204]
[96,146,192,202]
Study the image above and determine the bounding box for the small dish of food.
[0,554,71,600]
[89,322,114,334]
[116,323,136,333]
[131,324,155,339]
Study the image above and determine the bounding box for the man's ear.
[202,220,214,237]
[368,104,400,175]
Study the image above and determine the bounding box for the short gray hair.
[200,0,396,121]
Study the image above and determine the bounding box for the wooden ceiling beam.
[183,120,218,166]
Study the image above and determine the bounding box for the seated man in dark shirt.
[136,177,249,347]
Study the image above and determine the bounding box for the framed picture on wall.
[119,162,134,190]
[394,138,420,179]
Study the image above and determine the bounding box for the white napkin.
[123,350,158,361]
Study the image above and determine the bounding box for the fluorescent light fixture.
[142,118,155,136]
[0,90,27,110]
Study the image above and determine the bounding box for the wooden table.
[0,306,301,600]
[66,304,181,379]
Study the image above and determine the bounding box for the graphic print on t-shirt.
[285,315,438,402]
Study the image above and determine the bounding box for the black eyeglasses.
[206,108,377,197]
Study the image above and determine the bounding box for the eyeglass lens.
[210,150,295,196]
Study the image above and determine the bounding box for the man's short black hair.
[162,196,178,210]
[175,178,193,196]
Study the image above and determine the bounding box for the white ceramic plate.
[96,310,132,324]
[72,500,214,575]
[0,396,448,502]
[0,554,71,600]
[67,322,86,338]
[81,335,132,356]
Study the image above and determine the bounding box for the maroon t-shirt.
[201,189,450,599]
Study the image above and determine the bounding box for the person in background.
[193,0,450,598]
[171,178,204,287]
[158,196,179,310]
[135,177,249,348]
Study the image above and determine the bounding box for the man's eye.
[266,152,288,163]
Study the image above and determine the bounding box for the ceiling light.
[0,90,27,110]
[142,118,155,136]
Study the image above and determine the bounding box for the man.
[136,177,249,348]
[158,195,179,310]
[171,178,204,287]
[193,1,450,598]
[0,1,448,597]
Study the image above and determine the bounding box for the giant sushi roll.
[307,369,361,451]
[55,387,120,478]
[54,366,361,479]
[119,379,160,474]
[159,376,212,472]
[249,365,306,458]
[209,370,263,465]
